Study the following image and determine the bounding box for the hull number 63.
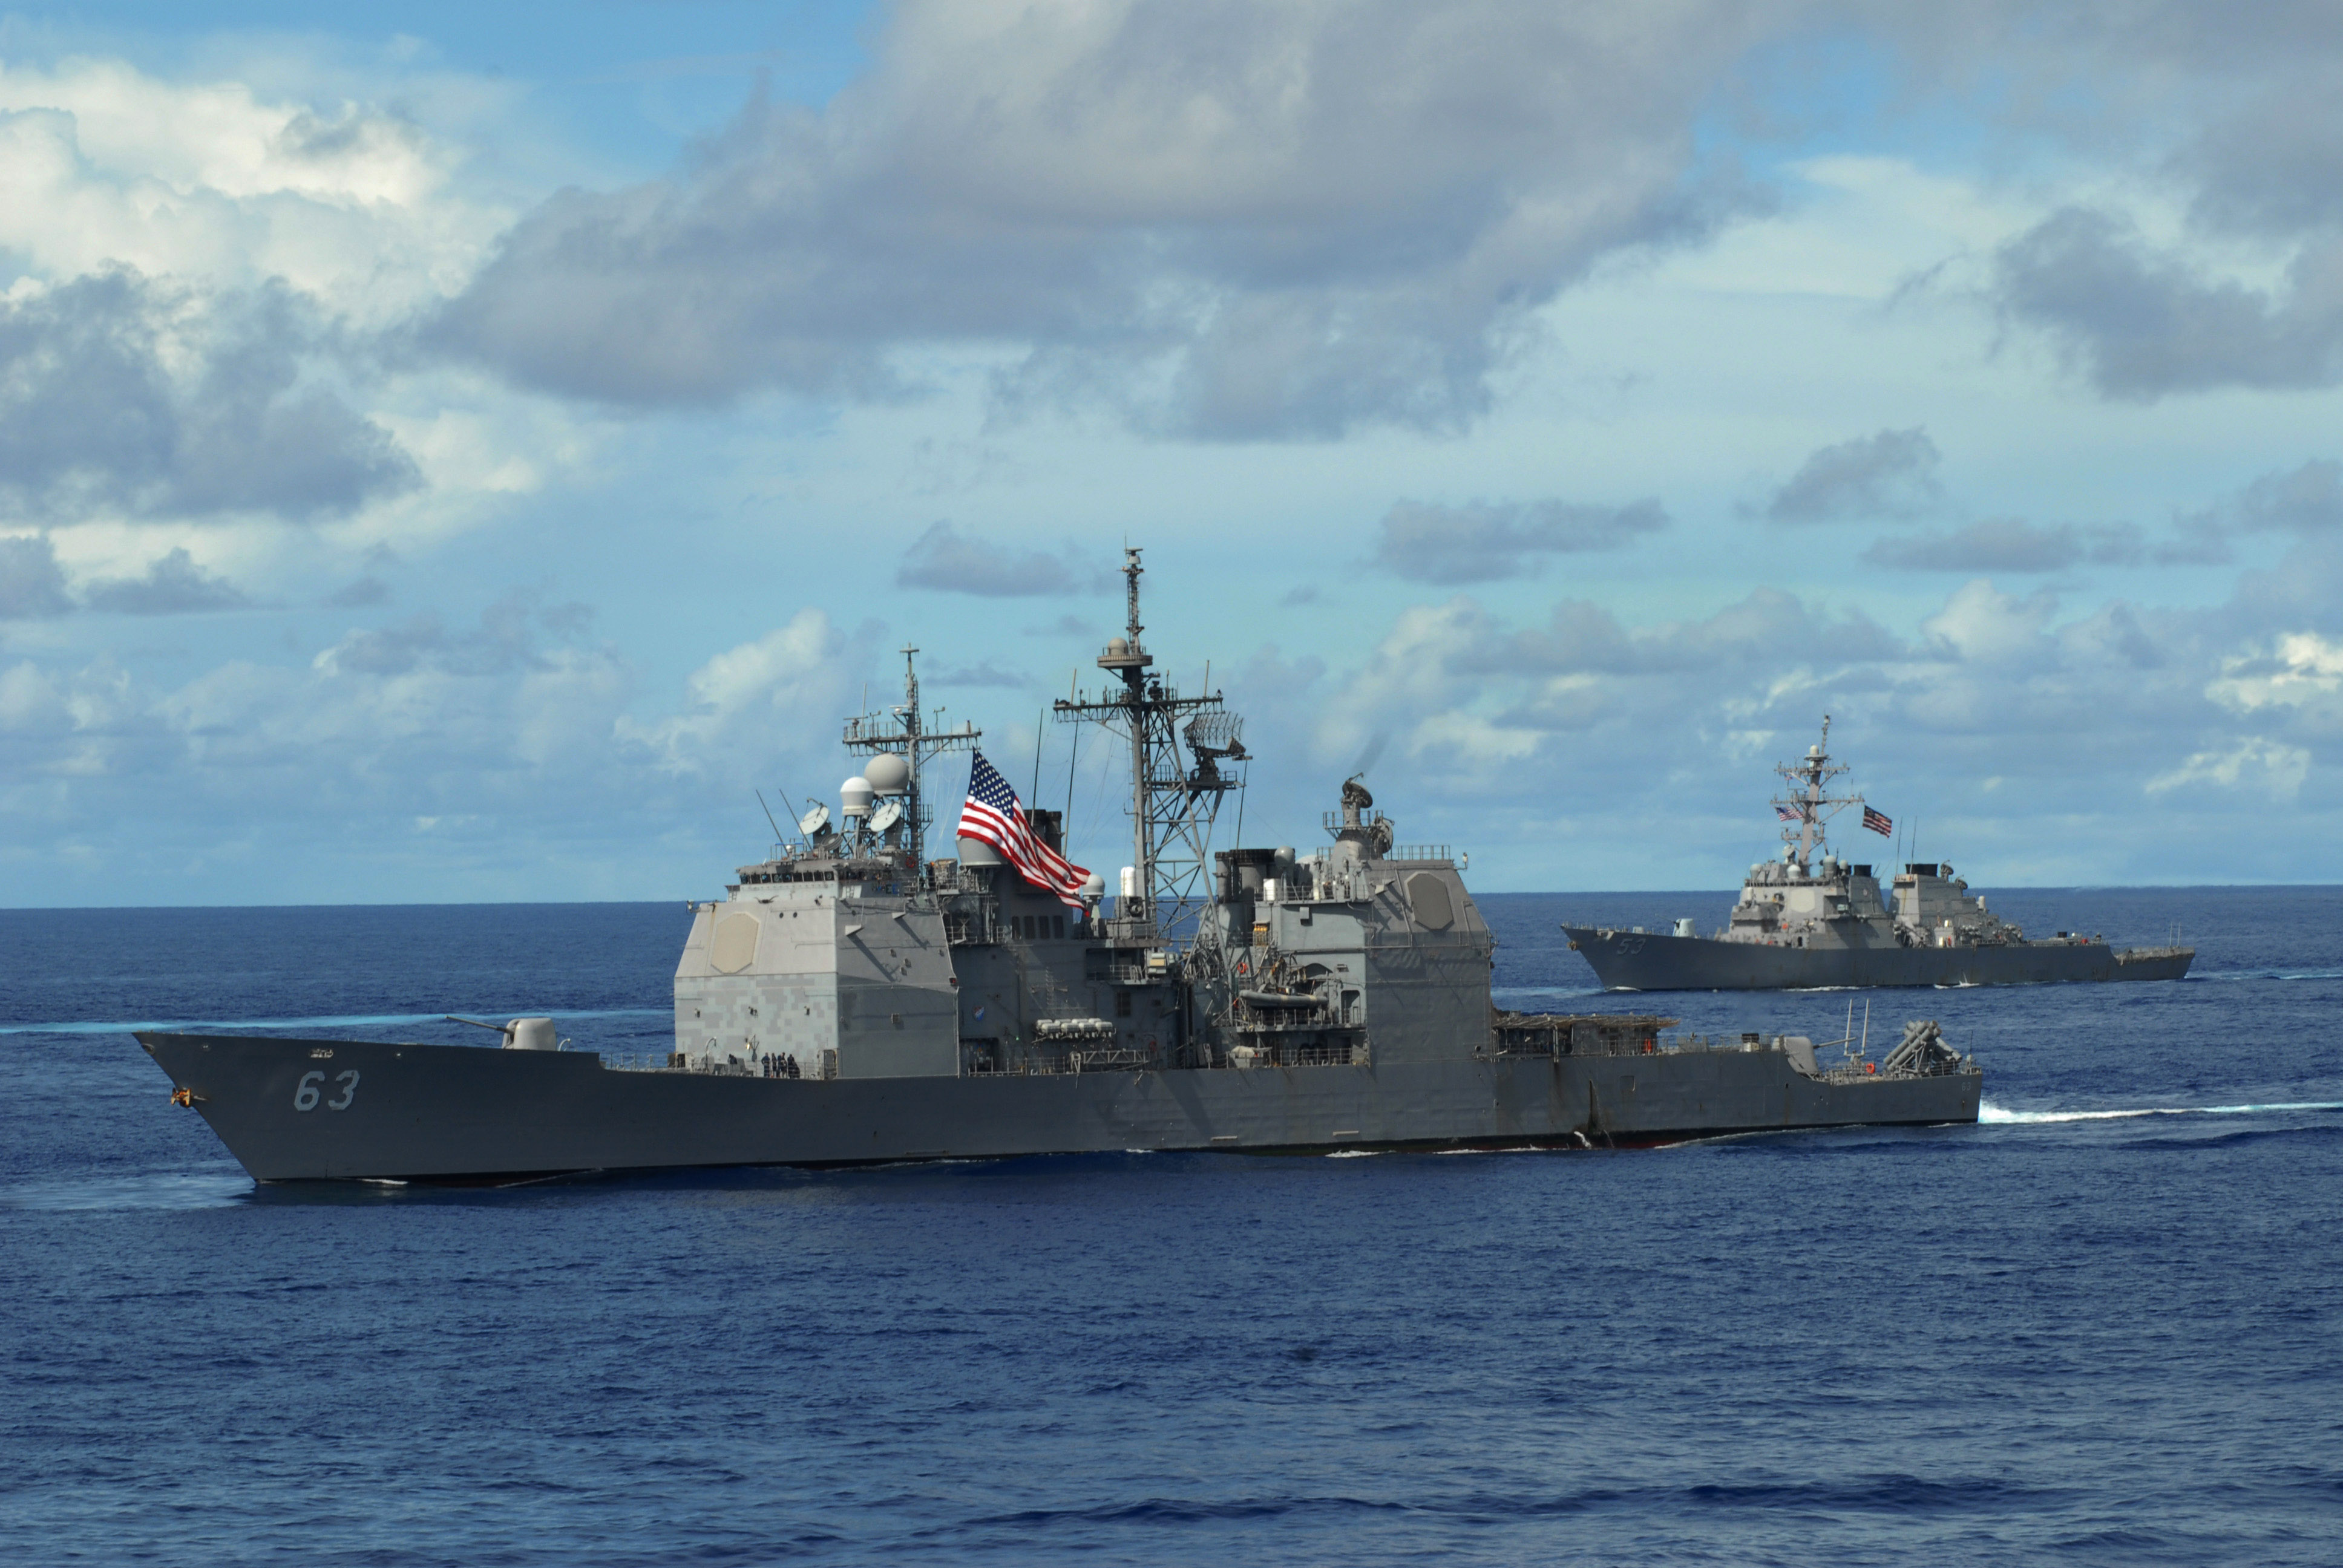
[294,1070,360,1112]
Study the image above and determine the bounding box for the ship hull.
[1565,929,2194,991]
[138,1031,1979,1183]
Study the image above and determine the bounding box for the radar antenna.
[839,645,980,886]
[1771,714,1868,874]
[1055,546,1247,942]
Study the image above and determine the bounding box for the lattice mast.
[1774,714,1866,872]
[840,645,979,883]
[1054,547,1245,941]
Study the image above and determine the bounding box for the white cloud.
[0,59,496,322]
[621,610,863,774]
[1920,580,2059,666]
[0,53,551,592]
[2208,632,2343,711]
[2145,739,2311,800]
[428,0,1783,436]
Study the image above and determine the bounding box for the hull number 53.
[294,1070,360,1112]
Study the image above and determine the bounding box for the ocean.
[3,887,2339,1564]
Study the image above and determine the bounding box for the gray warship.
[1566,720,2194,991]
[140,554,1980,1183]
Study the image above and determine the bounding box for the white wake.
[1980,1099,2343,1125]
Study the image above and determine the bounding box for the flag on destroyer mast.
[1775,805,1802,821]
[1862,805,1893,837]
[958,751,1091,908]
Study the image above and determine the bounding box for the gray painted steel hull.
[1565,928,2194,991]
[138,1031,1980,1183]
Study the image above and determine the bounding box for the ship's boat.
[140,555,1981,1181]
[1565,722,2193,991]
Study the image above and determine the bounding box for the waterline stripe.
[2,1007,671,1037]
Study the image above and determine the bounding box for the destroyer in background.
[1566,721,2194,991]
[141,555,1979,1182]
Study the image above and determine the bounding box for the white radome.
[841,776,874,816]
[863,753,910,794]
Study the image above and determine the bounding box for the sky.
[6,1,2343,905]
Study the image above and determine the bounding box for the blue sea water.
[2,887,2340,1565]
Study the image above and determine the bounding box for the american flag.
[1775,805,1803,822]
[1862,805,1893,837]
[958,751,1091,908]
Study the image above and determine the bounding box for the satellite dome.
[864,753,910,794]
[1107,637,1130,656]
[957,834,1004,867]
[1080,871,1106,898]
[840,776,874,816]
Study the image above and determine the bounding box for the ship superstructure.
[140,559,1981,1182]
[1567,722,2194,991]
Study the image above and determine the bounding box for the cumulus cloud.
[2146,739,2311,800]
[1230,560,2343,867]
[1919,579,2060,667]
[2,588,889,890]
[0,60,487,324]
[1765,428,1941,523]
[1864,518,2145,572]
[0,534,71,618]
[425,0,1772,438]
[0,271,419,523]
[1288,586,1913,788]
[83,547,250,614]
[1374,497,1666,583]
[1,651,183,783]
[2207,632,2343,713]
[1991,207,2343,400]
[894,522,1104,598]
[623,609,864,773]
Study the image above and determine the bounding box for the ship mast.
[841,646,979,886]
[1055,547,1245,942]
[1772,714,1866,874]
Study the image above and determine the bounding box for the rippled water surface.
[4,889,2340,1564]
